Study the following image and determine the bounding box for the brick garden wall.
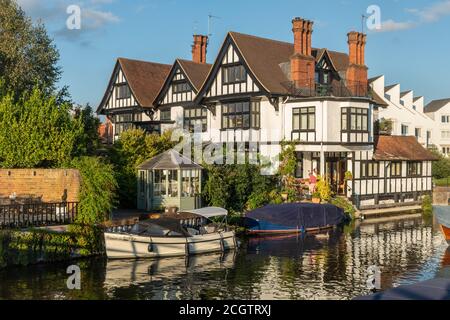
[0,169,81,202]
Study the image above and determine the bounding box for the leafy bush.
[268,190,284,205]
[421,195,433,217]
[331,197,356,219]
[316,176,332,202]
[70,157,118,224]
[431,150,450,179]
[110,129,174,208]
[202,162,276,213]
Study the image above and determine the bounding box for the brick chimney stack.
[192,35,208,64]
[290,18,315,91]
[346,31,368,96]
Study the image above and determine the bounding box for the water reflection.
[0,214,448,300]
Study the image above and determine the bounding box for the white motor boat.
[104,207,237,259]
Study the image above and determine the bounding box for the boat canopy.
[434,206,450,228]
[180,207,228,219]
[245,203,346,230]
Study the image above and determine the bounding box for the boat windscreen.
[133,218,191,237]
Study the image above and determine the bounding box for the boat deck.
[355,278,450,300]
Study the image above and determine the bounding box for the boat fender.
[185,238,190,256]
[219,232,225,252]
[147,238,154,252]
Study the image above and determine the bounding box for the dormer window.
[173,81,191,94]
[400,100,405,106]
[315,56,333,85]
[222,64,247,84]
[116,84,131,99]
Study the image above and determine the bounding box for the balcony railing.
[281,80,370,98]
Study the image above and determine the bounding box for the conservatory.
[137,150,203,211]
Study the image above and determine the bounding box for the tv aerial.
[208,14,221,38]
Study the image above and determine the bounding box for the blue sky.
[17,0,450,107]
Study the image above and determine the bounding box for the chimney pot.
[291,17,315,91]
[192,35,208,64]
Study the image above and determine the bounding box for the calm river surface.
[0,214,449,300]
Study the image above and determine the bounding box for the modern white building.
[369,76,435,148]
[97,17,438,210]
[424,99,450,155]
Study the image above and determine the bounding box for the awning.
[179,207,228,218]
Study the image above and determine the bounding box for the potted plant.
[312,191,321,204]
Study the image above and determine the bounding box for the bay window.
[293,107,315,132]
[341,107,368,132]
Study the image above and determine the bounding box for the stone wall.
[433,186,450,205]
[0,169,80,202]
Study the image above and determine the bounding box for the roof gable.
[178,59,212,91]
[194,33,265,102]
[425,98,450,113]
[118,58,171,108]
[153,59,212,106]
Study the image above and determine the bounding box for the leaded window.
[184,107,207,132]
[293,107,315,132]
[341,107,369,132]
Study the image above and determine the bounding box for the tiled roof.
[138,150,203,170]
[177,59,212,91]
[229,31,350,94]
[424,98,450,113]
[373,135,438,161]
[118,58,171,108]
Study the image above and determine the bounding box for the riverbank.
[0,225,104,269]
[0,214,446,300]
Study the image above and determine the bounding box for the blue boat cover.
[434,206,450,228]
[245,203,346,232]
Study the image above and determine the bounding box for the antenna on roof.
[361,14,368,33]
[208,14,221,38]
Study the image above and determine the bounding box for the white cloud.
[82,8,120,30]
[377,19,416,32]
[16,0,120,46]
[375,1,450,33]
[412,0,450,23]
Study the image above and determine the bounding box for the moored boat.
[104,207,237,259]
[433,205,450,245]
[244,203,347,235]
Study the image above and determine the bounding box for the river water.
[0,214,449,300]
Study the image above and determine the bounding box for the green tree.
[72,105,101,157]
[0,0,61,96]
[110,129,175,208]
[70,157,118,224]
[202,161,276,213]
[431,149,450,179]
[0,86,79,168]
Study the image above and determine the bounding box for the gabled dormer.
[194,32,266,105]
[97,58,171,115]
[314,49,342,86]
[153,59,211,107]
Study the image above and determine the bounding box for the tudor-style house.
[97,17,438,210]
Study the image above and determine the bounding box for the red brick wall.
[0,169,81,202]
